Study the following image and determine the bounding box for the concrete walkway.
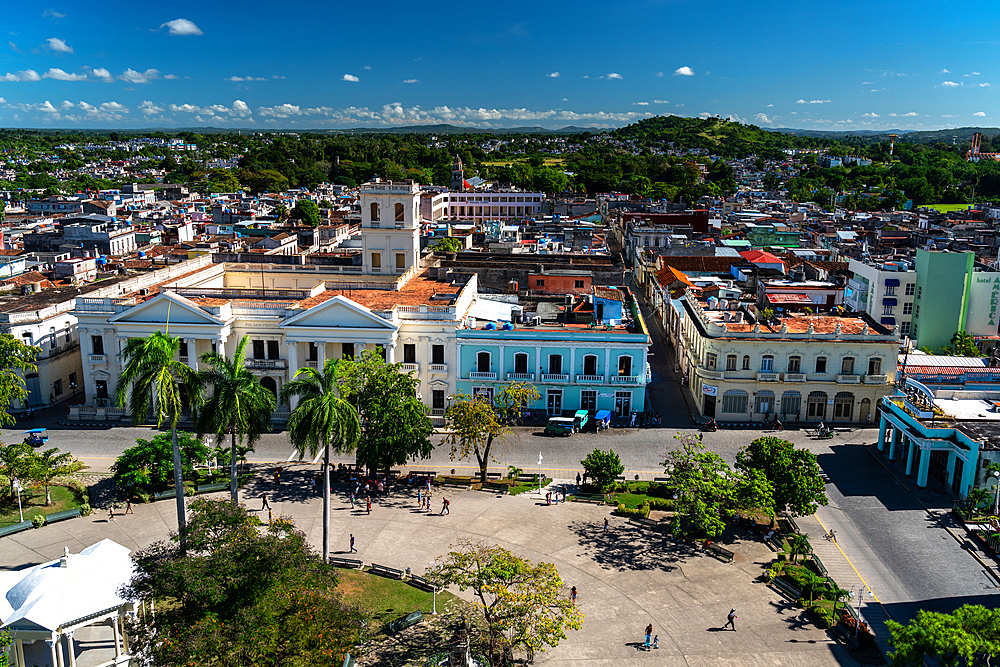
[3,471,858,667]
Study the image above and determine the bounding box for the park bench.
[485,472,502,480]
[370,563,405,579]
[154,489,177,501]
[785,516,800,533]
[0,520,33,538]
[435,479,474,489]
[517,473,546,483]
[45,508,81,524]
[410,470,437,479]
[329,557,363,569]
[706,543,734,563]
[408,575,435,592]
[771,577,801,600]
[572,493,608,504]
[653,477,670,483]
[812,553,829,577]
[196,482,228,494]
[615,475,626,482]
[763,534,783,551]
[481,481,509,494]
[387,610,423,635]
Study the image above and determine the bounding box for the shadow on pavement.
[566,519,698,571]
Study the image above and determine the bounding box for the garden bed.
[0,483,88,528]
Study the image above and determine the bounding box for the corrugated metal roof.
[899,354,987,368]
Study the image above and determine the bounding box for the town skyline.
[1,0,998,132]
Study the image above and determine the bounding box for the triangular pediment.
[281,295,396,330]
[109,292,226,326]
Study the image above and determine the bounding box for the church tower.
[359,179,422,276]
[450,155,465,191]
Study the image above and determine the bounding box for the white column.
[186,338,198,370]
[535,346,542,377]
[47,638,58,667]
[112,615,122,657]
[569,347,575,381]
[287,342,300,410]
[604,348,612,383]
[15,638,24,667]
[316,342,326,370]
[386,341,396,364]
[498,344,506,379]
[119,615,129,654]
[65,632,76,667]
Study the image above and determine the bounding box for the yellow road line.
[814,514,886,611]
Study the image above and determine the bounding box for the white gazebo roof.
[1,539,135,632]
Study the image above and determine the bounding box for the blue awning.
[883,298,897,306]
[881,317,896,325]
[885,278,900,287]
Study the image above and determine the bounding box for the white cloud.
[673,66,694,76]
[120,68,160,84]
[862,112,880,118]
[8,42,20,53]
[43,9,66,18]
[698,112,713,119]
[342,73,359,82]
[139,100,163,116]
[902,112,919,116]
[974,111,987,116]
[232,100,251,116]
[91,67,113,82]
[870,88,887,92]
[160,19,203,36]
[364,65,371,70]
[656,71,664,77]
[633,101,648,106]
[940,69,950,74]
[766,103,774,107]
[754,113,773,124]
[228,75,265,82]
[861,81,874,85]
[46,37,72,53]
[402,79,419,84]
[941,80,961,87]
[43,67,86,81]
[100,101,127,113]
[60,100,74,109]
[546,72,560,78]
[980,82,992,87]
[652,99,668,104]
[258,103,302,118]
[942,114,957,118]
[607,72,622,79]
[796,99,831,104]
[168,103,203,114]
[964,71,981,76]
[0,70,41,82]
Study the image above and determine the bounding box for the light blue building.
[456,287,651,420]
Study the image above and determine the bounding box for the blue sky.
[0,0,997,131]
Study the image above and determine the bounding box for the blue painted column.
[877,415,887,452]
[905,437,915,476]
[916,446,931,487]
[888,427,898,460]
[960,455,976,498]
[945,452,957,491]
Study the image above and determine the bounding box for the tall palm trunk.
[230,426,238,503]
[172,426,187,551]
[322,443,330,563]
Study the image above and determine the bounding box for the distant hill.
[314,124,596,135]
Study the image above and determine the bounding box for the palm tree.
[281,360,360,562]
[197,335,276,503]
[115,331,202,543]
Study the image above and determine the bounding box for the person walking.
[652,635,659,650]
[604,517,609,532]
[576,472,582,486]
[350,534,356,553]
[417,488,422,507]
[724,608,737,631]
[350,491,356,509]
[644,623,653,650]
[441,498,450,515]
[261,493,270,511]
[125,498,134,515]
[630,412,637,428]
[570,586,577,606]
[108,504,116,522]
[366,497,372,515]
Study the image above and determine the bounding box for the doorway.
[547,390,562,416]
[614,391,631,417]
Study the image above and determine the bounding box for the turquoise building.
[456,288,651,420]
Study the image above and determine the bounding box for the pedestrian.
[311,477,318,495]
[261,493,270,511]
[350,492,356,509]
[604,517,609,532]
[125,498,134,515]
[366,497,372,515]
[546,491,551,506]
[273,467,280,486]
[441,498,450,515]
[350,534,356,553]
[724,608,737,631]
[652,635,659,650]
[576,472,582,486]
[417,488,422,507]
[108,504,116,522]
[644,623,653,650]
[630,412,637,428]
[570,586,577,606]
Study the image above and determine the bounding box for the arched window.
[834,392,855,420]
[780,391,801,417]
[841,356,855,375]
[721,389,748,414]
[583,354,598,376]
[514,353,528,375]
[742,355,751,370]
[395,202,405,222]
[760,355,774,372]
[787,355,801,373]
[867,357,882,375]
[754,389,775,414]
[477,351,491,373]
[370,202,380,221]
[807,391,828,420]
[617,356,632,376]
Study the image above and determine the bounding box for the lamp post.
[992,470,1000,517]
[538,452,544,495]
[848,585,873,639]
[13,478,23,522]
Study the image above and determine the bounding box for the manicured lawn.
[0,484,84,527]
[336,568,458,627]
[924,203,974,213]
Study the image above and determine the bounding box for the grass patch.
[336,568,458,628]
[924,203,974,213]
[0,485,84,527]
[609,481,676,510]
[509,481,538,495]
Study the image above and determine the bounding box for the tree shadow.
[566,519,698,571]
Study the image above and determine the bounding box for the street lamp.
[848,585,873,639]
[538,452,544,495]
[991,470,1000,517]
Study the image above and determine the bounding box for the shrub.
[807,602,835,629]
[31,514,45,528]
[648,498,675,511]
[136,491,151,504]
[581,448,624,492]
[79,503,92,516]
[507,465,523,480]
[766,561,785,582]
[617,501,650,519]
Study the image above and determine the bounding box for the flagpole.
[538,452,543,494]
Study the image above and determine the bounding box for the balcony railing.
[837,374,861,384]
[756,372,779,382]
[541,373,569,383]
[246,359,288,370]
[610,375,640,385]
[576,374,603,383]
[89,354,107,364]
[400,363,419,373]
[469,371,497,380]
[506,372,535,381]
[863,374,888,384]
[696,367,725,380]
[784,373,806,382]
[429,363,448,373]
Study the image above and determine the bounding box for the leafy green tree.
[946,330,981,357]
[281,361,360,563]
[787,533,811,563]
[733,467,776,518]
[886,605,1000,666]
[580,449,624,491]
[0,334,39,423]
[111,432,210,493]
[239,168,289,194]
[115,331,202,540]
[275,203,290,224]
[121,499,365,667]
[434,236,463,253]
[0,441,33,498]
[736,437,828,519]
[197,335,276,503]
[336,350,433,477]
[445,382,542,483]
[291,199,321,227]
[29,447,82,505]
[0,199,5,222]
[663,434,734,538]
[428,539,583,664]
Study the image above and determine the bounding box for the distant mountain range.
[771,126,1000,145]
